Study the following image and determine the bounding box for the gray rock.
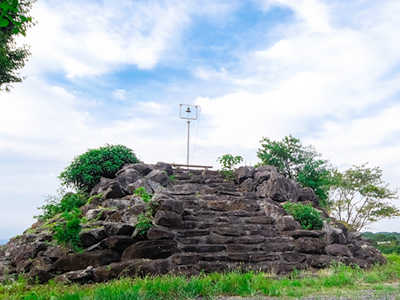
[254,165,277,183]
[298,187,319,205]
[121,205,148,224]
[325,244,353,257]
[308,255,340,268]
[239,178,257,192]
[234,166,255,184]
[276,216,301,231]
[93,260,139,282]
[121,240,177,260]
[147,226,174,240]
[54,266,94,283]
[104,236,138,251]
[80,228,106,248]
[294,237,326,254]
[153,211,182,228]
[147,169,170,187]
[104,222,135,236]
[256,172,299,202]
[264,202,288,219]
[54,250,120,272]
[102,199,131,210]
[127,178,154,195]
[155,162,173,176]
[115,168,143,192]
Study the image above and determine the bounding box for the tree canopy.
[329,163,400,232]
[256,135,332,205]
[0,0,36,92]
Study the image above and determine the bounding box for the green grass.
[1,255,400,299]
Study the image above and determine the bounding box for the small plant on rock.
[283,202,324,230]
[135,187,152,203]
[134,212,153,237]
[169,174,178,182]
[52,208,83,252]
[217,154,243,180]
[35,189,87,221]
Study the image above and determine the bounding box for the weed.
[217,154,243,181]
[135,187,152,203]
[134,212,153,237]
[87,193,104,204]
[35,188,87,221]
[169,174,178,182]
[52,208,83,252]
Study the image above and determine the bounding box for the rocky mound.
[0,162,385,284]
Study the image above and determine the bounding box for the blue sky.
[1,0,400,241]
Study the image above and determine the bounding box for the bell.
[186,107,191,113]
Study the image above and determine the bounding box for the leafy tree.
[256,135,332,206]
[329,163,399,232]
[0,0,36,92]
[59,144,139,193]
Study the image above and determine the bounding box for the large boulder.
[54,250,121,272]
[155,162,173,176]
[254,165,277,183]
[235,166,255,184]
[298,187,319,206]
[90,177,126,199]
[116,168,143,192]
[325,244,353,257]
[146,169,170,187]
[256,172,299,202]
[121,240,178,260]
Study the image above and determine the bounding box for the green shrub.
[217,154,243,180]
[58,144,139,192]
[35,190,87,221]
[283,202,324,230]
[52,208,83,252]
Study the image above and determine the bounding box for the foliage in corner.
[256,135,333,206]
[58,144,139,193]
[0,0,36,92]
[35,189,87,221]
[52,208,83,252]
[283,202,324,230]
[217,154,243,180]
[329,163,399,232]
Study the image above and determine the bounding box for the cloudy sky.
[1,0,400,242]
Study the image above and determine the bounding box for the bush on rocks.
[35,190,87,221]
[283,202,324,230]
[59,144,139,192]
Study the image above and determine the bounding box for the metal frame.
[179,104,200,166]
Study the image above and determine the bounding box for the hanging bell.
[186,107,191,113]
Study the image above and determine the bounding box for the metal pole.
[187,120,190,166]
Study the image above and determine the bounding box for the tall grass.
[1,255,400,300]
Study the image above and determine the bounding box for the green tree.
[0,0,36,92]
[59,144,139,193]
[256,135,332,205]
[329,163,399,232]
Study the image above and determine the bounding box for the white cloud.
[19,0,241,79]
[113,89,126,100]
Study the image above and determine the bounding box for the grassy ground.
[1,255,400,300]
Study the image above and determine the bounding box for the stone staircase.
[0,163,386,284]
